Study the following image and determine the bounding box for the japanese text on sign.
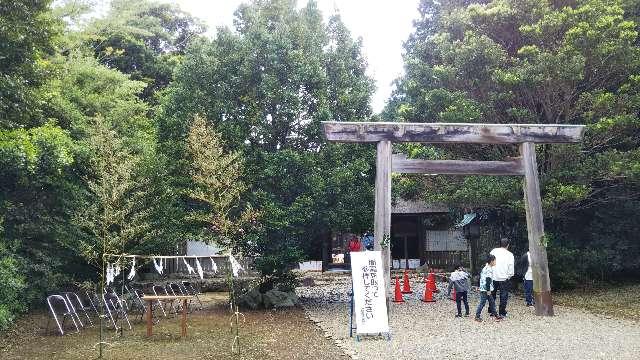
[351,251,389,334]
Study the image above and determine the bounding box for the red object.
[450,286,456,301]
[348,237,361,252]
[428,272,439,293]
[421,276,435,302]
[392,276,405,303]
[401,271,413,294]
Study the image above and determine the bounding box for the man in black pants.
[489,238,514,317]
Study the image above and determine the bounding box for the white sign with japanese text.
[350,251,389,335]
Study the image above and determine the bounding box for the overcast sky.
[173,0,421,113]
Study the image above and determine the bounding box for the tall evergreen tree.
[158,0,376,288]
[84,0,206,102]
[0,0,60,128]
[387,0,640,285]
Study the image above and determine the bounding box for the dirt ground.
[554,283,640,321]
[0,292,348,360]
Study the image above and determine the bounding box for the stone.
[301,277,315,287]
[263,289,297,309]
[287,291,300,305]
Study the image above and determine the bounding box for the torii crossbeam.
[323,121,586,317]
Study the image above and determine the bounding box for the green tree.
[0,123,77,313]
[72,117,152,266]
[0,0,60,128]
[387,0,640,285]
[186,115,259,250]
[158,0,376,289]
[84,0,206,102]
[45,53,184,262]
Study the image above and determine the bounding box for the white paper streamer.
[182,257,194,274]
[127,258,136,280]
[210,257,218,274]
[195,258,204,279]
[106,263,114,285]
[153,257,163,274]
[229,255,243,277]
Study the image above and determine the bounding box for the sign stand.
[348,281,359,341]
[349,284,391,341]
[349,251,391,341]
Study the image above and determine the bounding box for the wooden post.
[374,140,392,294]
[146,299,153,336]
[181,298,188,337]
[521,142,554,316]
[321,234,329,272]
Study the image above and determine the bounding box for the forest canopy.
[2,0,640,330]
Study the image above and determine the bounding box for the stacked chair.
[46,280,205,336]
[46,294,81,336]
[46,287,133,335]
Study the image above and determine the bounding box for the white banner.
[351,251,389,335]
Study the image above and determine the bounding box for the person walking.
[520,251,534,306]
[475,254,501,322]
[489,238,514,317]
[447,264,471,317]
[345,235,361,265]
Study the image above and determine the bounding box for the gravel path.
[298,272,640,360]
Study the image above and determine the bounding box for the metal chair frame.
[168,282,196,313]
[46,295,80,336]
[102,291,132,331]
[152,285,177,317]
[85,291,101,317]
[181,281,204,310]
[62,292,93,326]
[126,285,161,323]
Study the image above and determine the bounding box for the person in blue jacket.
[475,254,502,322]
[361,231,374,251]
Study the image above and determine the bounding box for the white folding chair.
[182,281,204,310]
[102,291,132,331]
[62,292,93,326]
[152,285,177,317]
[46,295,80,335]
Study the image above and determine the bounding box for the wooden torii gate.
[322,121,585,316]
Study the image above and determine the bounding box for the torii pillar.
[323,121,585,316]
[374,140,392,294]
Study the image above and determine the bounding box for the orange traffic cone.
[401,270,413,294]
[428,272,439,293]
[392,275,405,303]
[421,276,436,302]
[450,286,456,301]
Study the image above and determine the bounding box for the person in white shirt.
[489,238,514,317]
[519,251,534,306]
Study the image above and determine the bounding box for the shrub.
[0,253,26,330]
[254,239,304,293]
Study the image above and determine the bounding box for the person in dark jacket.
[447,264,471,317]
